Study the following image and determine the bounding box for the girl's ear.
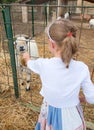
[51,42,54,49]
[48,40,55,53]
[50,41,55,49]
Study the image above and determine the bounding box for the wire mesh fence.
[0,2,94,129]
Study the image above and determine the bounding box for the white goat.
[64,12,71,19]
[89,19,94,28]
[14,34,39,91]
[56,12,71,21]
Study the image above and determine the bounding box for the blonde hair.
[47,18,78,68]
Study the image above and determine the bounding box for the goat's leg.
[89,24,92,29]
[16,55,24,86]
[26,69,31,91]
[18,65,24,86]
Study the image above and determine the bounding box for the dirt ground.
[0,18,94,130]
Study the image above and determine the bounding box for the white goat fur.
[14,35,39,91]
[64,12,71,19]
[89,19,94,28]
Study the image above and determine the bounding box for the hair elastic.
[67,32,73,37]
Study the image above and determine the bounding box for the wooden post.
[47,3,49,24]
[76,0,82,13]
[57,0,68,17]
[57,0,63,17]
[22,6,28,23]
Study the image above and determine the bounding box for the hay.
[0,97,38,130]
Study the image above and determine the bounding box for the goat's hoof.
[26,87,30,91]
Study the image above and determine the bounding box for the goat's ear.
[13,41,17,48]
[14,41,16,45]
[14,40,17,44]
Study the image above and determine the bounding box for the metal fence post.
[2,5,19,98]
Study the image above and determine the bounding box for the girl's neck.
[54,50,61,58]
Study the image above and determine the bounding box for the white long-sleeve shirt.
[27,57,94,108]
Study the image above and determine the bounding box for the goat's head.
[14,36,28,54]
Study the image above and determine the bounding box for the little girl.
[23,18,94,130]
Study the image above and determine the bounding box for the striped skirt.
[35,99,86,130]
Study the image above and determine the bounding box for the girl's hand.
[22,52,30,63]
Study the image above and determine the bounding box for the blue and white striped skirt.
[35,99,86,130]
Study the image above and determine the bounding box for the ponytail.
[61,36,78,68]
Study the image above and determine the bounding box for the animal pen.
[0,1,94,130]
